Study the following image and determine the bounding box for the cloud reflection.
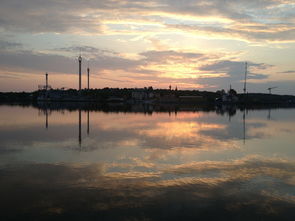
[1,105,295,219]
[1,155,295,220]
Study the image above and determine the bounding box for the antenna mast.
[78,49,82,91]
[243,62,247,94]
[87,61,90,90]
[45,72,48,90]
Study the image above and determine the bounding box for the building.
[216,89,239,104]
[132,87,155,101]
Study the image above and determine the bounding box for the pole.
[87,110,89,135]
[87,63,90,90]
[243,62,247,94]
[45,109,48,129]
[45,72,48,90]
[79,56,82,91]
[79,109,81,148]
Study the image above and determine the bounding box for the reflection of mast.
[45,72,48,90]
[79,109,82,148]
[243,109,246,144]
[87,110,90,135]
[87,61,90,90]
[267,108,271,120]
[45,109,48,129]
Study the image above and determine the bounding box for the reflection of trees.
[215,105,237,117]
[34,102,216,114]
[34,103,287,152]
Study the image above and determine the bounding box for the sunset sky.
[0,0,294,94]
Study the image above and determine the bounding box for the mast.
[78,50,82,91]
[45,72,48,90]
[243,62,247,94]
[87,61,90,90]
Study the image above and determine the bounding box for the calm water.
[0,104,295,220]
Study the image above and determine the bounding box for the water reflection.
[78,109,81,148]
[87,110,90,136]
[0,103,295,220]
[37,104,248,148]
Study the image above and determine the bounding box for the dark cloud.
[279,70,295,74]
[0,45,275,91]
[0,0,106,33]
[0,40,22,50]
[56,46,119,57]
[0,47,142,75]
[0,50,77,74]
[199,60,269,81]
[0,46,208,76]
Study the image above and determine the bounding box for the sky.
[0,0,295,94]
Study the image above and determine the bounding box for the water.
[0,104,295,220]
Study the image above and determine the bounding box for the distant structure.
[268,86,277,94]
[216,88,238,104]
[78,109,81,147]
[132,87,154,101]
[87,110,90,135]
[45,72,48,90]
[243,62,247,94]
[78,53,82,91]
[38,72,51,90]
[87,61,90,90]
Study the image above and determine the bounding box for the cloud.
[279,70,295,74]
[0,2,294,92]
[0,40,22,50]
[55,46,119,57]
[0,50,77,74]
[0,0,294,43]
[197,60,270,90]
[140,50,206,64]
[0,72,23,80]
[0,0,105,33]
[0,44,276,91]
[166,23,295,43]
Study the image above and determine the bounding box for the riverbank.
[1,89,295,106]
